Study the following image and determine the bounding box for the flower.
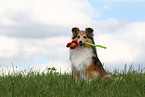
[66,40,79,49]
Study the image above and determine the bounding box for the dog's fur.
[69,27,110,81]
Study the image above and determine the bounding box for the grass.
[0,65,145,97]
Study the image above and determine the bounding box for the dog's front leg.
[72,69,79,82]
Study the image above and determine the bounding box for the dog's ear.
[72,27,80,37]
[85,27,94,37]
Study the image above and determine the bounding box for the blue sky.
[89,1,145,22]
[0,0,145,74]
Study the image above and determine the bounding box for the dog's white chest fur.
[70,48,94,78]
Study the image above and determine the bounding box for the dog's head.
[72,27,94,47]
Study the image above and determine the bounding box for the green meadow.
[0,65,145,97]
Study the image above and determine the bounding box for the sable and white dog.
[69,27,110,81]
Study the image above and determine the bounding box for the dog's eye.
[77,36,80,38]
[83,36,87,39]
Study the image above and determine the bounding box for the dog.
[69,27,110,81]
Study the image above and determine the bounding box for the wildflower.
[66,40,79,49]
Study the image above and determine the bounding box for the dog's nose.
[79,40,84,46]
[79,40,82,44]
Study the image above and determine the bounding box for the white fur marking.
[70,47,94,80]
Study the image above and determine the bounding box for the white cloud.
[0,36,18,58]
[0,0,99,38]
[0,35,70,65]
[31,0,99,26]
[95,19,126,33]
[94,19,145,71]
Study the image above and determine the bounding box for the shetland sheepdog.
[69,27,110,81]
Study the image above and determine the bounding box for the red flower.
[66,40,79,49]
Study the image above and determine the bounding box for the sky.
[0,0,145,75]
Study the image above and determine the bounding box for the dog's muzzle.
[79,40,84,46]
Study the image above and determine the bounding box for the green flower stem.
[84,42,107,49]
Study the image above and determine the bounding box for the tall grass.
[0,65,145,97]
